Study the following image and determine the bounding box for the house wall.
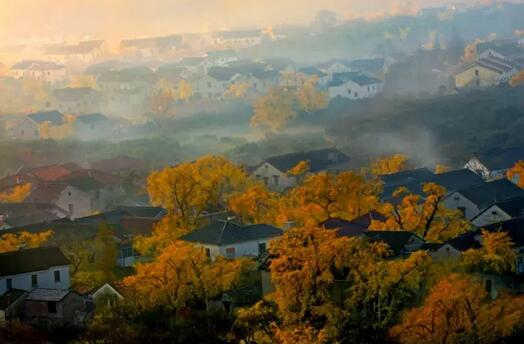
[25,292,92,329]
[200,237,278,260]
[2,118,40,140]
[56,186,92,219]
[455,65,501,89]
[328,81,383,99]
[464,158,490,179]
[429,244,462,261]
[0,265,70,296]
[471,205,513,227]
[192,75,226,99]
[444,191,481,220]
[251,162,296,191]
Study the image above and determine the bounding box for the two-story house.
[328,72,383,100]
[180,220,283,260]
[10,60,66,84]
[24,184,92,219]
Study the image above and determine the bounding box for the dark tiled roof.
[0,247,69,277]
[180,221,282,246]
[431,169,484,192]
[364,231,422,255]
[484,218,524,247]
[262,148,350,173]
[446,231,482,251]
[112,206,166,219]
[350,58,386,72]
[456,179,524,209]
[321,211,384,237]
[380,168,434,187]
[472,146,524,171]
[0,289,27,309]
[28,111,65,126]
[328,72,382,87]
[298,67,327,77]
[208,67,238,81]
[490,197,524,218]
[90,156,148,173]
[476,40,524,57]
[76,113,108,124]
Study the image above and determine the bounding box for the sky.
[0,0,490,45]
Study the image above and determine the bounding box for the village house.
[120,34,182,58]
[180,220,283,260]
[10,60,66,84]
[262,57,296,73]
[206,50,239,67]
[364,231,425,257]
[57,169,123,212]
[320,211,385,237]
[420,242,462,261]
[350,57,393,78]
[0,115,41,140]
[88,283,124,309]
[0,203,65,230]
[250,148,350,191]
[328,72,384,100]
[476,40,524,61]
[26,111,71,139]
[90,155,150,177]
[470,197,524,227]
[0,247,70,297]
[177,57,208,75]
[316,60,352,77]
[213,30,262,48]
[465,146,524,179]
[73,113,113,140]
[296,67,330,88]
[24,184,93,219]
[52,87,102,115]
[454,55,519,89]
[191,72,230,99]
[44,40,108,65]
[444,179,524,220]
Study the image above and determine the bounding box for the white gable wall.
[471,205,513,227]
[328,80,383,99]
[0,265,70,296]
[444,191,481,220]
[251,162,297,190]
[55,186,92,219]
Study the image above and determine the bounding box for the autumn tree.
[250,86,297,133]
[434,164,450,174]
[0,183,32,203]
[227,81,251,99]
[295,76,328,114]
[287,160,310,177]
[150,78,177,116]
[228,184,282,225]
[371,154,409,176]
[462,230,517,274]
[147,155,250,229]
[390,274,524,344]
[176,79,193,102]
[0,230,53,253]
[507,160,524,188]
[370,183,470,242]
[123,240,250,312]
[280,172,382,226]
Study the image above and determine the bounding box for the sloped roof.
[446,231,482,251]
[24,184,68,203]
[476,40,524,57]
[76,113,108,124]
[113,206,166,219]
[178,57,207,67]
[455,179,524,208]
[365,231,422,255]
[90,155,148,173]
[328,72,382,87]
[263,57,296,71]
[472,197,524,222]
[431,169,484,192]
[321,211,384,237]
[298,67,327,77]
[0,289,27,309]
[11,60,65,71]
[315,59,351,69]
[26,164,72,182]
[262,148,350,173]
[44,40,104,55]
[28,111,65,126]
[350,58,386,72]
[26,288,70,302]
[381,168,434,187]
[97,67,156,84]
[471,146,524,171]
[208,66,238,81]
[180,220,282,246]
[484,218,524,247]
[0,247,70,277]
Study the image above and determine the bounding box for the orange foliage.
[0,230,53,253]
[507,160,524,188]
[228,184,281,225]
[390,274,524,344]
[462,230,517,274]
[0,183,32,203]
[371,154,409,176]
[250,86,297,133]
[371,183,470,242]
[295,76,328,114]
[287,160,310,176]
[510,69,524,87]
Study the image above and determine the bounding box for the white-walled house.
[328,72,383,100]
[470,197,524,227]
[213,30,262,48]
[10,60,66,84]
[250,148,350,191]
[316,60,352,76]
[190,74,229,99]
[0,247,70,296]
[180,220,283,260]
[0,115,40,140]
[24,184,92,219]
[444,179,524,220]
[206,50,239,67]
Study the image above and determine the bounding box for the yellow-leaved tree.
[250,86,297,133]
[0,230,53,253]
[371,154,409,176]
[295,76,328,114]
[0,183,32,203]
[507,160,524,188]
[227,82,251,99]
[462,230,517,274]
[176,79,193,102]
[370,183,470,242]
[390,274,524,344]
[146,155,250,229]
[123,240,251,311]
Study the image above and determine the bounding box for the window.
[205,248,211,258]
[457,207,466,215]
[485,279,493,293]
[263,177,269,186]
[54,270,61,282]
[258,242,267,255]
[47,301,57,314]
[273,175,279,186]
[6,278,12,291]
[347,89,352,95]
[31,274,38,287]
[225,247,236,259]
[354,92,359,98]
[475,69,479,76]
[68,204,74,214]
[68,191,72,196]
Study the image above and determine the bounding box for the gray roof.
[180,221,282,246]
[454,179,524,209]
[28,111,65,126]
[328,72,382,87]
[98,67,156,84]
[473,197,524,220]
[431,169,484,192]
[261,148,350,173]
[76,113,108,124]
[11,60,65,71]
[380,168,434,187]
[350,58,386,72]
[298,67,327,77]
[364,231,422,256]
[0,247,70,278]
[476,40,524,58]
[208,67,239,81]
[26,288,70,302]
